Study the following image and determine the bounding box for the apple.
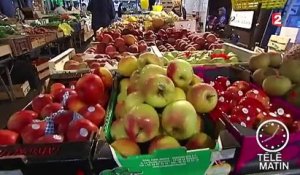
[185,132,215,150]
[118,55,138,77]
[230,106,258,128]
[124,91,144,112]
[118,78,130,102]
[76,74,105,105]
[115,101,126,119]
[93,67,113,89]
[209,102,231,122]
[67,118,98,142]
[232,81,251,93]
[139,64,167,86]
[7,110,38,133]
[291,120,300,133]
[167,59,193,89]
[35,134,64,144]
[50,83,65,97]
[142,74,175,108]
[31,94,53,114]
[79,104,106,126]
[215,76,231,89]
[187,83,218,113]
[111,139,141,157]
[173,87,186,101]
[111,119,128,140]
[245,89,270,108]
[123,104,160,143]
[0,130,19,145]
[40,103,63,118]
[210,81,226,95]
[148,135,181,154]
[239,97,266,114]
[98,90,110,108]
[53,88,77,103]
[66,94,87,112]
[162,100,198,140]
[137,52,163,70]
[53,111,74,136]
[21,120,47,144]
[189,74,204,87]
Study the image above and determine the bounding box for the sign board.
[174,20,196,32]
[280,27,300,43]
[267,35,290,53]
[254,46,265,53]
[229,10,255,29]
[272,12,282,27]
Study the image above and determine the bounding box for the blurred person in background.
[54,3,67,15]
[216,7,227,29]
[171,0,186,20]
[88,0,116,38]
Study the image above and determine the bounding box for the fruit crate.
[45,32,57,43]
[48,48,91,80]
[0,35,32,56]
[194,65,300,174]
[92,77,240,175]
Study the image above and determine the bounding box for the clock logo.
[256,119,289,153]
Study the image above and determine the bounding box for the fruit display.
[155,31,223,52]
[162,49,239,65]
[249,51,300,107]
[107,51,218,157]
[63,53,118,71]
[0,69,113,145]
[208,76,298,133]
[24,27,56,35]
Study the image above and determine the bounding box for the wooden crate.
[0,35,32,56]
[45,32,57,43]
[30,35,46,48]
[0,81,30,100]
[48,48,90,79]
[0,45,12,58]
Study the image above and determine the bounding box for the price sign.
[272,13,282,27]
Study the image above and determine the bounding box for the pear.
[253,68,277,85]
[262,75,292,96]
[249,53,270,71]
[279,59,300,83]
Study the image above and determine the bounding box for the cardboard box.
[0,81,30,100]
[92,78,239,175]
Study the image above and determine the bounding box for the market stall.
[0,1,299,175]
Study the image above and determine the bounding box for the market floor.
[0,41,91,128]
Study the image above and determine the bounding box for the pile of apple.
[250,52,300,108]
[63,53,118,71]
[155,29,223,52]
[108,52,218,157]
[163,49,239,65]
[0,67,113,146]
[209,76,300,134]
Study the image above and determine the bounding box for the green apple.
[171,51,179,57]
[143,74,176,108]
[124,103,160,143]
[197,58,211,64]
[227,52,237,58]
[228,56,239,63]
[211,58,226,64]
[187,83,218,113]
[279,59,300,84]
[262,75,292,96]
[173,87,186,101]
[124,91,144,112]
[161,100,198,140]
[138,52,163,70]
[139,64,167,85]
[167,59,193,89]
[111,119,128,140]
[148,135,181,154]
[117,78,130,102]
[163,52,175,60]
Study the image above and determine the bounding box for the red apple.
[7,110,38,133]
[209,102,231,122]
[210,81,225,95]
[21,120,47,144]
[215,76,231,89]
[66,94,87,112]
[54,111,74,136]
[239,97,266,114]
[50,83,65,97]
[291,121,300,133]
[232,81,251,93]
[40,103,63,118]
[53,88,77,103]
[0,130,19,145]
[79,104,106,126]
[225,86,244,101]
[76,74,105,105]
[67,118,98,142]
[98,90,110,108]
[245,89,270,108]
[35,134,64,144]
[230,105,258,128]
[93,67,113,89]
[32,94,53,114]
